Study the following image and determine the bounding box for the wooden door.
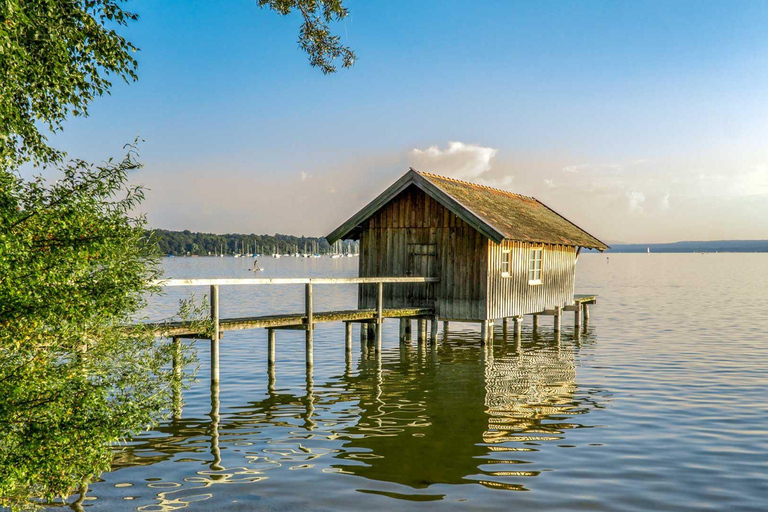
[407,243,438,307]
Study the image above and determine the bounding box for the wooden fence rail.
[156,277,439,383]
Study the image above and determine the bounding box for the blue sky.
[49,0,768,242]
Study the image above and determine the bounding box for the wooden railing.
[155,276,439,382]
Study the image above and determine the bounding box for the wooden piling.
[305,283,313,367]
[583,304,590,322]
[405,320,412,341]
[514,316,522,338]
[480,320,489,345]
[345,322,353,354]
[172,336,182,420]
[399,318,408,342]
[532,314,538,331]
[210,284,220,384]
[554,306,562,332]
[417,318,426,344]
[430,316,438,344]
[267,328,276,366]
[502,317,509,335]
[574,303,582,329]
[375,282,383,351]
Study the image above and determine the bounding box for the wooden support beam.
[532,314,538,331]
[267,328,275,366]
[513,316,522,338]
[345,322,353,353]
[272,324,315,331]
[480,320,489,345]
[210,284,220,384]
[375,282,383,351]
[305,283,313,367]
[574,303,582,329]
[417,319,426,344]
[399,318,408,343]
[583,304,590,321]
[502,317,509,335]
[172,336,182,421]
[554,306,562,332]
[442,321,449,332]
[172,336,182,379]
[430,316,438,344]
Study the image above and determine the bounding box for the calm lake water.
[82,254,768,511]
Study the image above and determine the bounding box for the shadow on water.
[106,326,609,507]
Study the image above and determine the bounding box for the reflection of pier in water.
[108,329,608,506]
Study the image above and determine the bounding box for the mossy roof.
[327,168,609,251]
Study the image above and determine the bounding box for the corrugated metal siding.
[358,185,488,320]
[486,241,576,319]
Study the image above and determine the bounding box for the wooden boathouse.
[154,168,606,384]
[326,168,608,341]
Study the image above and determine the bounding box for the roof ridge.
[409,167,535,201]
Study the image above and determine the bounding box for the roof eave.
[325,170,419,244]
[326,169,507,244]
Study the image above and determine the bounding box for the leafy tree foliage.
[259,0,355,74]
[0,0,353,507]
[0,0,139,168]
[0,149,197,509]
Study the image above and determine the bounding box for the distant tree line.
[149,229,358,256]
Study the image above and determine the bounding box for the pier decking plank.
[149,307,434,337]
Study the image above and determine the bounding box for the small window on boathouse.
[501,249,510,277]
[528,248,543,285]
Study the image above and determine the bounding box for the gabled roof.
[327,168,609,251]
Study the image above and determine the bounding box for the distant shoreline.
[601,240,768,253]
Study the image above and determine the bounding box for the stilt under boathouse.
[326,168,609,343]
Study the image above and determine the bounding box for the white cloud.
[626,191,646,214]
[300,171,311,182]
[544,178,555,188]
[409,141,514,189]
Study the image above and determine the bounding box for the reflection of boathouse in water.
[110,335,607,500]
[333,337,600,491]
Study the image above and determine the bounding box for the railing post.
[210,284,220,384]
[305,283,313,367]
[375,281,383,351]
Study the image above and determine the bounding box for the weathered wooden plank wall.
[486,241,577,319]
[358,185,488,320]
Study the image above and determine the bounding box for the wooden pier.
[148,277,597,385]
